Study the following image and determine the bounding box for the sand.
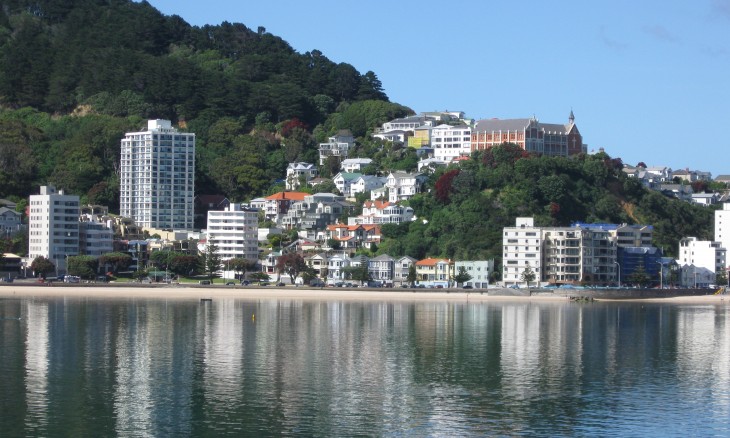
[1,283,728,304]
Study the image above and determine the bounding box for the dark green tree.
[454,266,473,286]
[68,255,98,279]
[30,256,55,279]
[521,263,536,288]
[204,243,222,282]
[407,264,417,286]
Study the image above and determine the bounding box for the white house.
[319,130,354,165]
[368,254,395,286]
[350,175,386,197]
[394,256,417,286]
[350,200,414,225]
[286,162,318,190]
[333,172,363,197]
[341,158,373,173]
[327,254,351,283]
[385,171,427,203]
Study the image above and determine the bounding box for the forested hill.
[0,0,413,205]
[0,0,389,122]
[0,1,716,264]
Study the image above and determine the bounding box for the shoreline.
[1,283,728,304]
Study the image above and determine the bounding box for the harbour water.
[1,296,728,436]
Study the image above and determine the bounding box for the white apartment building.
[350,175,386,197]
[677,237,726,286]
[502,217,543,286]
[431,124,472,162]
[206,204,259,263]
[120,119,195,231]
[28,186,80,275]
[715,202,730,267]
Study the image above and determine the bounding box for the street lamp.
[613,261,621,288]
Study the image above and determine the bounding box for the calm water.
[1,296,729,437]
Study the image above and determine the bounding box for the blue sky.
[144,0,730,176]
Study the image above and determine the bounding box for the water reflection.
[24,300,49,434]
[0,297,728,436]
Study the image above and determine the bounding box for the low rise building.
[286,162,318,190]
[415,258,453,287]
[455,260,493,288]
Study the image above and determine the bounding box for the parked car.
[199,280,211,285]
[240,280,250,286]
[463,285,473,289]
[225,281,236,286]
[276,282,285,287]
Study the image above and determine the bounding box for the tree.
[407,264,417,286]
[204,243,222,282]
[31,256,55,279]
[627,262,652,288]
[68,255,98,279]
[454,266,473,286]
[249,271,271,284]
[98,252,133,274]
[521,263,536,288]
[276,253,307,284]
[169,255,201,277]
[716,268,728,287]
[344,264,371,285]
[229,257,258,280]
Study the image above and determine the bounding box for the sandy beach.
[1,283,728,304]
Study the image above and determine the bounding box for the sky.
[143,0,730,176]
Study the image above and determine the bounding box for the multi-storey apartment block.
[29,185,80,275]
[319,130,354,165]
[120,119,195,230]
[502,217,543,286]
[472,112,584,157]
[206,204,259,263]
[431,124,472,162]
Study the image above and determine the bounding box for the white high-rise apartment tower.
[28,185,80,275]
[715,202,730,268]
[120,120,195,230]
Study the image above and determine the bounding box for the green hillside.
[0,0,717,267]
